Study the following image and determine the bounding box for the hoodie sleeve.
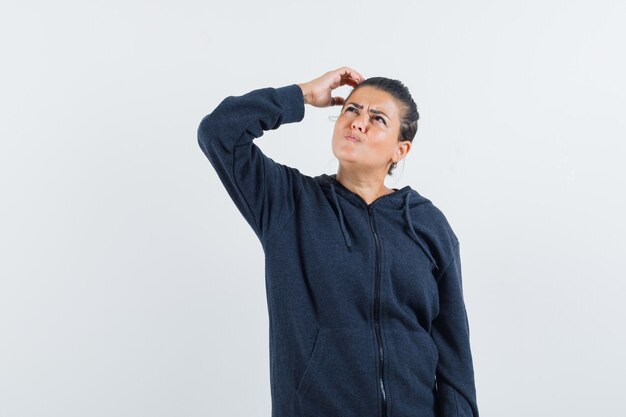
[197,84,305,244]
[432,241,480,417]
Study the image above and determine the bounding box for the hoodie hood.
[323,174,440,271]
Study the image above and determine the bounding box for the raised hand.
[297,66,365,108]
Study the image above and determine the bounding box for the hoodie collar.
[323,174,439,271]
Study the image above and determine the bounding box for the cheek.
[332,125,341,143]
[369,134,397,156]
[369,133,389,147]
[331,126,343,152]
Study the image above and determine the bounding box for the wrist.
[297,83,310,105]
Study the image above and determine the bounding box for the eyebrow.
[346,102,390,120]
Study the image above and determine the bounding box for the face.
[332,86,411,174]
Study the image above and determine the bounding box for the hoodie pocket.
[296,328,325,398]
[296,327,379,417]
[384,327,439,417]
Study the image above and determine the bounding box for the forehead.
[346,86,400,116]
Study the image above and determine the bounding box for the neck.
[335,169,391,205]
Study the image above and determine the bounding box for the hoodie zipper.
[368,205,388,417]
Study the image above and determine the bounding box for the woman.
[197,66,479,417]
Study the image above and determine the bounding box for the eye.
[374,116,386,125]
[344,107,386,126]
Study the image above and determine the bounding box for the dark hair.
[345,76,419,176]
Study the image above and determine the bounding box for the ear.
[396,140,411,161]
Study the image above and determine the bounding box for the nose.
[351,112,369,132]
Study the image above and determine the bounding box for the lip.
[345,134,360,143]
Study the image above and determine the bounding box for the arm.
[196,84,306,244]
[432,241,480,417]
[196,67,365,245]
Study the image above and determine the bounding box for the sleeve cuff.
[275,84,306,124]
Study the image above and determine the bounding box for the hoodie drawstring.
[404,193,440,271]
[330,182,353,250]
[329,182,439,270]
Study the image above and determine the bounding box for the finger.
[334,66,360,83]
[339,70,360,83]
[344,78,359,87]
[340,77,359,89]
[332,96,345,106]
[340,67,364,83]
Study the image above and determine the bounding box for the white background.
[1,1,625,416]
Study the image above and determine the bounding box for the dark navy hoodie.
[197,83,479,417]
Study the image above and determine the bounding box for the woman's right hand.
[297,66,365,108]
